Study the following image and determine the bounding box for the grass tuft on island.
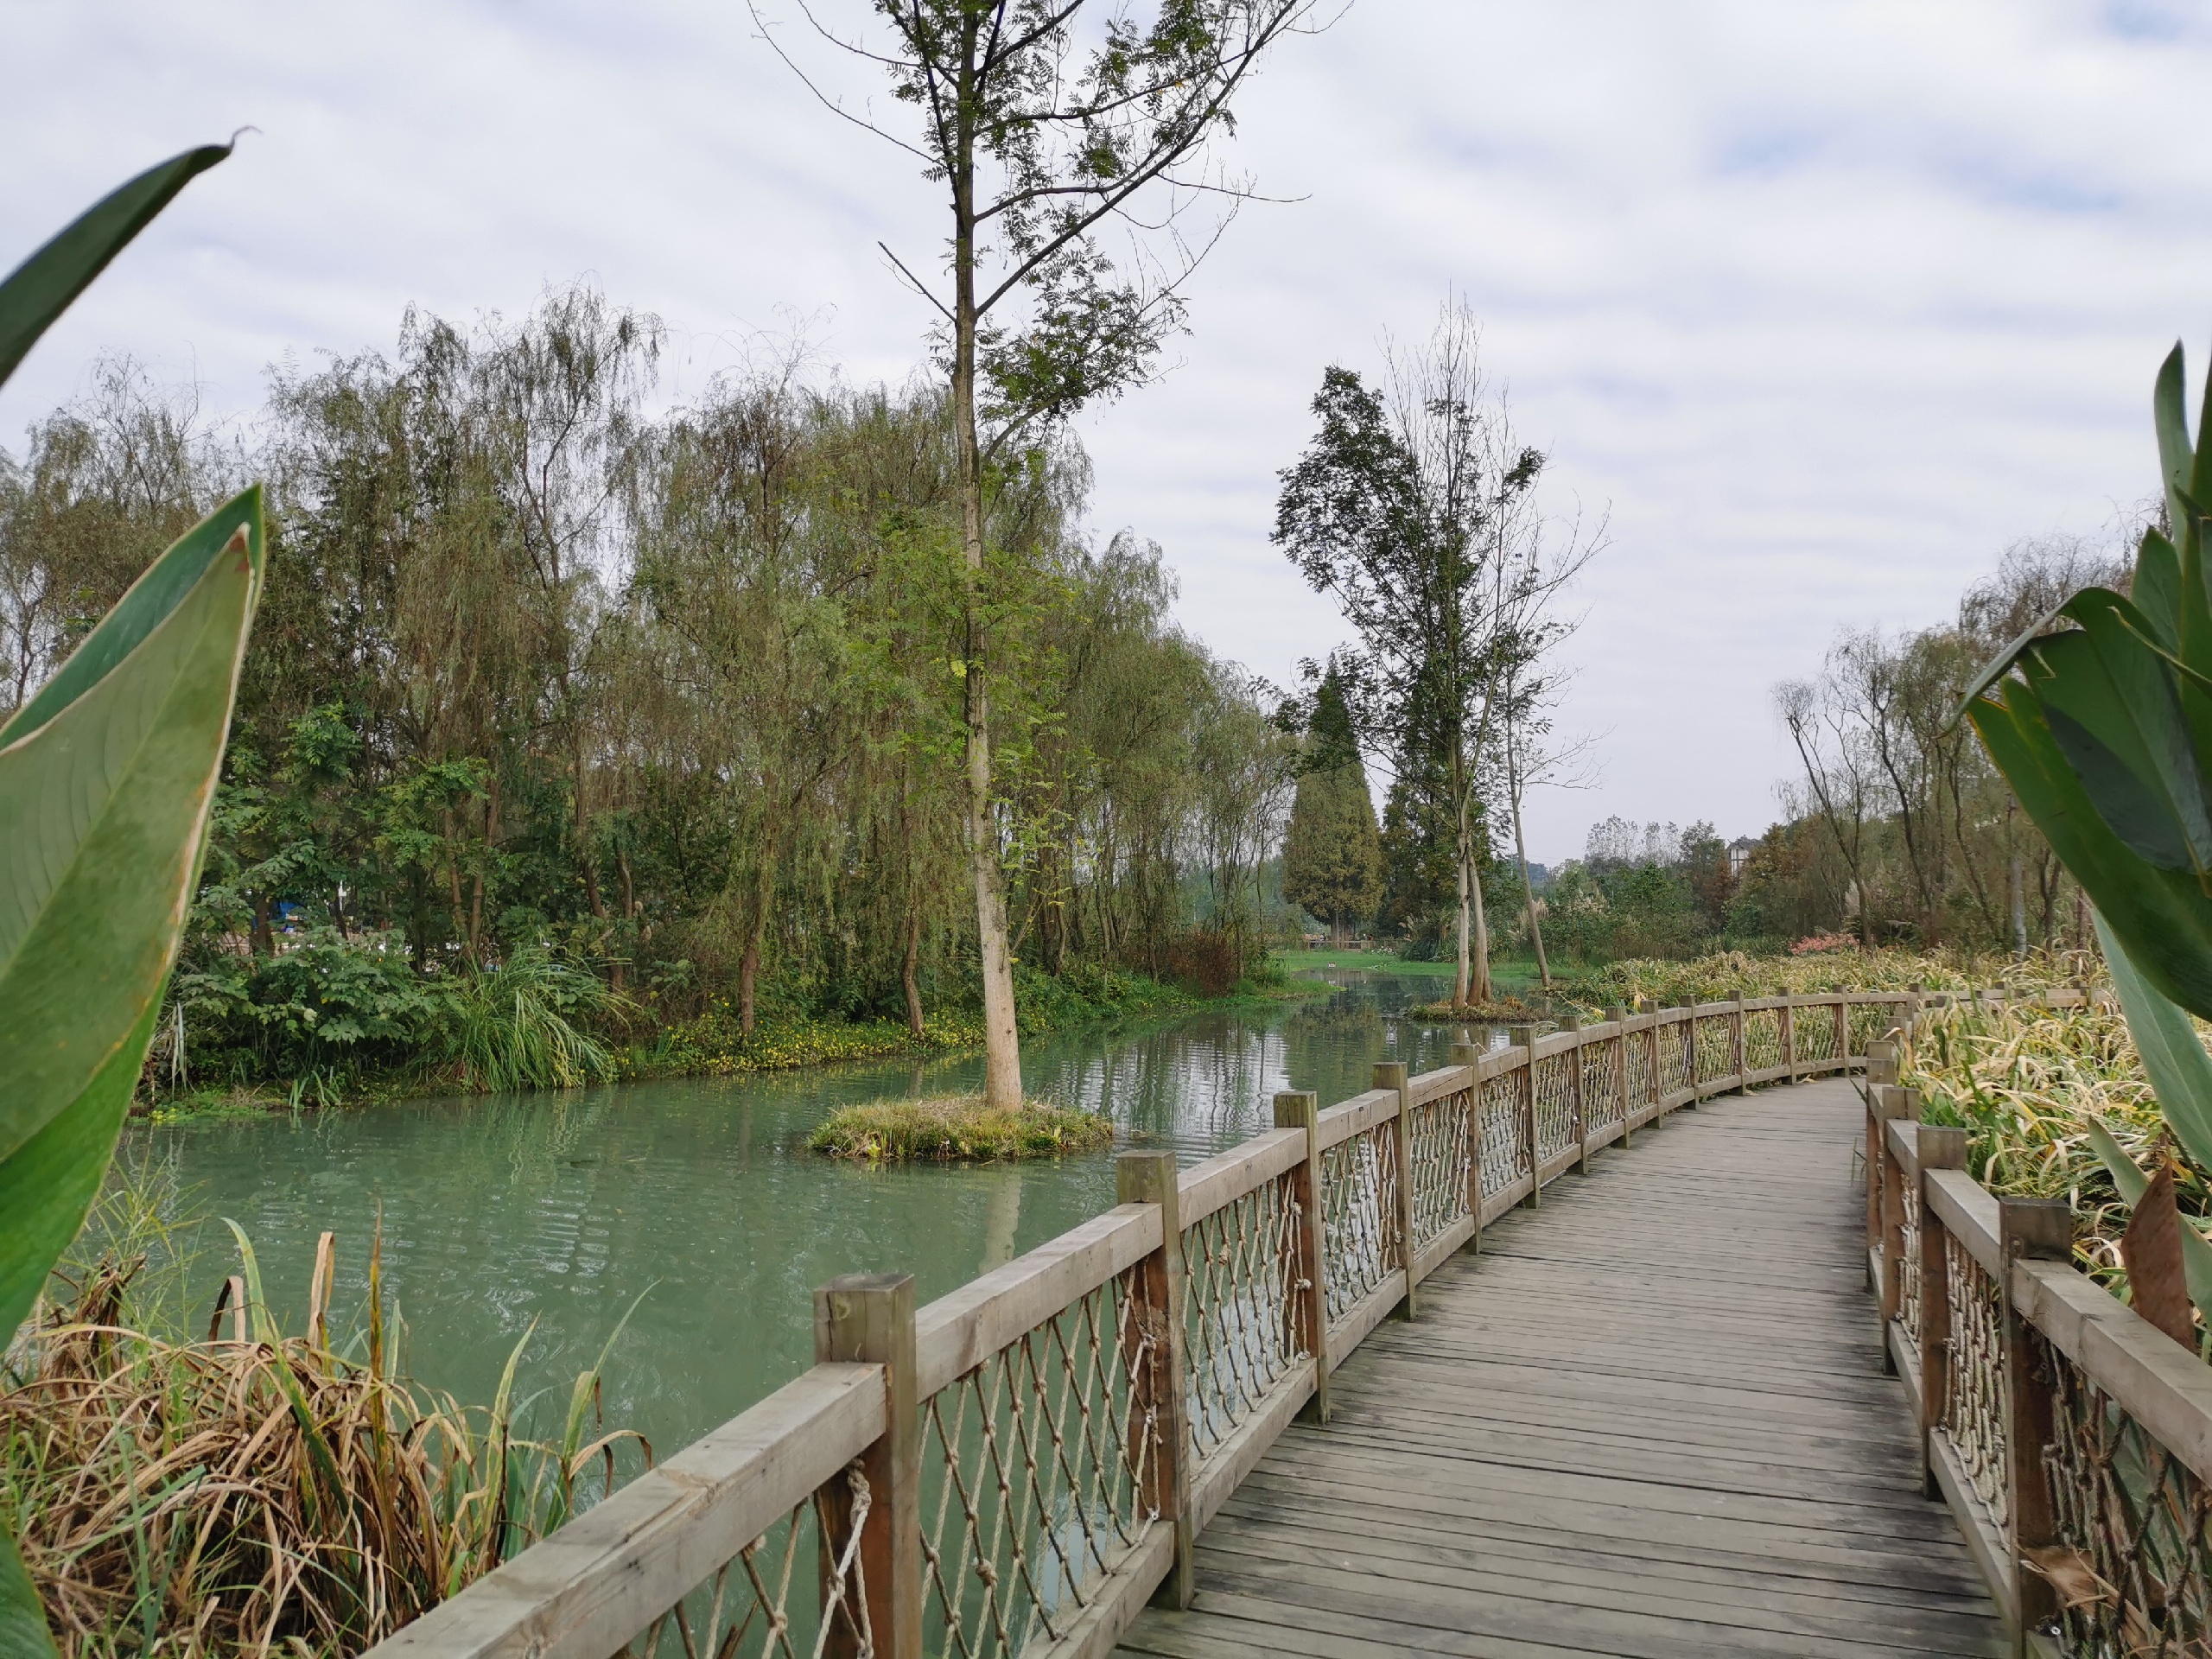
[1408,997,1550,1024]
[810,1096,1115,1163]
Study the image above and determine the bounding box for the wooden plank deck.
[1116,1077,2009,1659]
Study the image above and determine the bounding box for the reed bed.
[1574,946,2092,1010]
[2,1166,645,1657]
[1900,995,2209,1295]
[808,1096,1114,1162]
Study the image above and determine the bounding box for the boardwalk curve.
[1115,1077,2007,1659]
[398,989,2212,1659]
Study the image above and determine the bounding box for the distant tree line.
[1766,535,2126,956]
[0,289,1294,1088]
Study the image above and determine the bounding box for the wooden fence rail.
[367,990,1909,1659]
[1865,988,2212,1658]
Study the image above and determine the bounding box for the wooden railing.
[367,990,1906,1659]
[1866,989,2212,1657]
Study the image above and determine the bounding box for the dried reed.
[2,1169,646,1657]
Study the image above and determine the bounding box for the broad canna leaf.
[0,144,230,389]
[1967,678,2212,1016]
[2096,912,2212,1170]
[0,144,241,1659]
[0,492,262,1656]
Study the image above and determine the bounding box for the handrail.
[366,987,1910,1659]
[1863,989,2212,1653]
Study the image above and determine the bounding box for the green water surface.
[140,971,1491,1456]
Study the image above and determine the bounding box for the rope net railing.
[1855,988,2212,1654]
[1319,1122,1401,1321]
[2038,1331,2212,1654]
[619,1465,874,1659]
[1406,1088,1474,1249]
[1744,1006,1785,1074]
[1181,1171,1304,1459]
[1531,1049,1577,1169]
[376,992,1909,1659]
[918,1262,1161,1659]
[1478,1068,1531,1204]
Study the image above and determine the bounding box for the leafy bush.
[175,929,441,1086]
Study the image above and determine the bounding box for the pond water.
[140,970,1500,1457]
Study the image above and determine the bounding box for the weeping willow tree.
[3,287,1295,1096]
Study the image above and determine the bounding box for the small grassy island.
[1408,996,1551,1024]
[809,1096,1116,1163]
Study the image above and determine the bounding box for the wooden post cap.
[1559,1011,1582,1031]
[1507,1024,1537,1050]
[1117,1148,1179,1207]
[1449,1041,1480,1066]
[1372,1060,1409,1089]
[1272,1090,1319,1129]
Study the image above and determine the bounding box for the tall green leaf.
[2095,912,2212,1169]
[0,145,230,389]
[0,144,240,1659]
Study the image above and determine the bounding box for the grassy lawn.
[1272,949,1548,990]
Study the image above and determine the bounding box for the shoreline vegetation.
[808,1096,1115,1162]
[3,1164,645,1656]
[143,962,1329,1122]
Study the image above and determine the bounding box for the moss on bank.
[809,1096,1115,1162]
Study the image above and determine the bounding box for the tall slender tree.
[758,0,1328,1106]
[1275,304,1595,1007]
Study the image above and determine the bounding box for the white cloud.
[5,0,2209,863]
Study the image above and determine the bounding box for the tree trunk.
[738,930,760,1038]
[1506,721,1550,990]
[952,138,1023,1112]
[251,892,275,958]
[1468,855,1492,1004]
[903,909,926,1038]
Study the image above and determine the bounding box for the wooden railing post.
[1834,993,1848,1069]
[1374,1061,1416,1318]
[1867,1086,1910,1369]
[1272,1090,1331,1423]
[1448,1043,1483,1251]
[1117,1150,1193,1609]
[1605,1008,1631,1148]
[1560,1014,1589,1173]
[1733,992,1749,1092]
[1877,1089,1919,1375]
[1645,1005,1662,1125]
[1916,1124,1966,1498]
[814,1272,922,1659]
[1999,1196,2071,1649]
[1782,994,1798,1083]
[1508,1026,1539,1207]
[1684,1006,1701,1106]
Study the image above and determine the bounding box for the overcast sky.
[5,1,2209,864]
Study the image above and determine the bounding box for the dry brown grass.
[2,1173,645,1656]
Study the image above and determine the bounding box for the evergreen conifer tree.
[1281,671,1384,944]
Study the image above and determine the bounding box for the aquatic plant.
[1570,946,2085,1010]
[1,1212,646,1657]
[1900,992,2212,1326]
[809,1096,1114,1163]
[434,947,619,1093]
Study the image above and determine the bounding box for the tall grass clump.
[810,1096,1114,1162]
[1573,946,2091,1011]
[1901,995,2209,1294]
[1,1161,647,1656]
[435,947,620,1092]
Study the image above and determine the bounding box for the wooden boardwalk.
[1116,1076,2010,1659]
